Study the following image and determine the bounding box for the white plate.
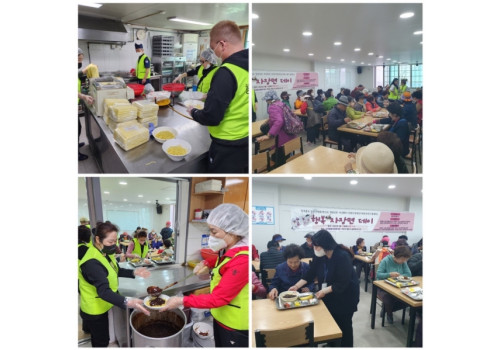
[193,322,213,339]
[183,99,205,109]
[397,276,412,282]
[143,295,170,310]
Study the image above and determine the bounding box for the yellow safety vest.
[131,238,149,259]
[252,90,256,113]
[136,54,151,80]
[207,63,249,140]
[78,77,81,103]
[389,85,399,100]
[78,245,119,315]
[198,67,219,93]
[210,251,249,330]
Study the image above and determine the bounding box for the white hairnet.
[207,203,248,237]
[200,49,217,65]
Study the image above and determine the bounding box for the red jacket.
[252,245,259,260]
[183,246,248,309]
[365,101,381,112]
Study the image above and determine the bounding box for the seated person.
[346,96,365,120]
[353,93,366,112]
[353,237,367,279]
[150,233,163,250]
[344,142,398,174]
[375,239,393,264]
[252,244,260,261]
[407,251,422,276]
[160,239,174,257]
[371,102,410,157]
[372,235,389,252]
[365,94,381,112]
[376,246,412,324]
[377,131,409,174]
[267,244,315,299]
[390,235,409,250]
[252,271,267,299]
[300,232,315,259]
[327,95,357,152]
[260,240,285,270]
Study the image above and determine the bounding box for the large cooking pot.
[130,308,186,347]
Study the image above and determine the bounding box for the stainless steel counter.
[84,100,211,173]
[118,263,210,298]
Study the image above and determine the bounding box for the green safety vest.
[388,85,399,100]
[78,77,81,103]
[131,238,149,258]
[252,90,256,113]
[136,54,151,80]
[197,66,219,93]
[400,85,408,93]
[207,63,249,140]
[197,65,204,80]
[78,245,119,315]
[210,251,249,330]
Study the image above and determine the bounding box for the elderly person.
[173,48,218,94]
[327,95,357,152]
[267,244,315,299]
[160,204,249,347]
[371,102,410,157]
[344,142,398,174]
[280,91,292,109]
[187,20,249,173]
[290,230,360,347]
[301,94,323,145]
[256,90,298,164]
[376,245,412,324]
[377,131,409,173]
[322,89,338,111]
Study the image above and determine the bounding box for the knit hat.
[337,95,349,106]
[166,221,171,226]
[356,142,398,173]
[264,90,280,101]
[403,91,412,101]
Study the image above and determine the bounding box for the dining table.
[337,114,391,138]
[370,276,423,347]
[269,146,354,174]
[252,119,269,138]
[252,298,342,346]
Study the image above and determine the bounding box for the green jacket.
[322,97,338,111]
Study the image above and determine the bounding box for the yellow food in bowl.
[130,258,140,263]
[167,145,188,156]
[155,131,175,140]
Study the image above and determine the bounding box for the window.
[375,64,423,89]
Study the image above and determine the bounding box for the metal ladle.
[146,266,209,297]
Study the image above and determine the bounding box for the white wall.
[252,183,423,256]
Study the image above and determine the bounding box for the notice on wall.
[252,206,275,225]
[290,207,414,232]
[253,71,319,92]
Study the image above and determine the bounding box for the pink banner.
[292,72,319,89]
[373,212,415,232]
[253,71,318,92]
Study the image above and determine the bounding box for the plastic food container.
[127,83,145,96]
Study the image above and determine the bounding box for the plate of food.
[193,322,213,339]
[397,275,412,282]
[279,291,299,302]
[401,287,423,300]
[143,295,170,310]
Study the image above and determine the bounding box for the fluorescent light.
[326,56,331,59]
[340,59,344,62]
[388,185,396,189]
[386,58,392,61]
[252,13,259,19]
[104,191,110,194]
[283,48,290,52]
[354,48,361,52]
[304,176,312,180]
[119,181,127,185]
[368,52,374,56]
[308,53,314,56]
[302,31,313,36]
[123,198,128,201]
[252,43,255,46]
[147,201,151,203]
[350,180,358,185]
[413,30,423,35]
[361,62,364,64]
[334,41,342,46]
[400,12,414,19]
[378,55,384,58]
[168,17,211,26]
[368,63,372,66]
[79,3,102,8]
[138,195,143,198]
[352,60,356,63]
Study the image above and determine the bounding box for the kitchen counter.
[118,262,209,298]
[83,99,211,173]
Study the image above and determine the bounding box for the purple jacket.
[268,101,297,148]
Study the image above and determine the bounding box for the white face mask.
[314,248,326,257]
[137,51,143,56]
[208,235,227,252]
[204,63,211,69]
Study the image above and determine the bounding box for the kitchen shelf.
[193,191,224,196]
[191,219,208,223]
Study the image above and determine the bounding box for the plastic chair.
[255,320,314,347]
[321,115,339,149]
[283,137,304,163]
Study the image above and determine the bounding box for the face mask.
[314,248,326,257]
[208,235,227,252]
[101,243,116,255]
[137,51,143,56]
[78,62,83,69]
[204,63,211,69]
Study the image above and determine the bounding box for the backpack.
[280,104,304,135]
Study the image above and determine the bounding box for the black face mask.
[283,97,289,100]
[78,62,83,69]
[101,244,116,255]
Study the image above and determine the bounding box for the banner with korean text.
[253,71,319,92]
[290,207,414,232]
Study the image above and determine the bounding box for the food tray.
[152,258,175,265]
[401,287,423,301]
[347,121,367,130]
[129,260,154,268]
[275,293,319,310]
[384,278,419,288]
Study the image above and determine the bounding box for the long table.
[270,146,353,174]
[252,119,268,138]
[370,276,423,347]
[337,115,390,138]
[252,298,342,346]
[83,100,211,173]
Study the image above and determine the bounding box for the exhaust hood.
[78,15,131,44]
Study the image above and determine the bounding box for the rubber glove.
[126,297,150,316]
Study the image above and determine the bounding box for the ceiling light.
[302,31,313,36]
[354,48,361,51]
[350,180,358,185]
[361,62,364,64]
[123,198,128,201]
[283,48,290,52]
[304,176,312,180]
[252,43,255,46]
[104,191,110,194]
[400,12,414,19]
[340,59,344,62]
[326,56,331,59]
[352,60,356,63]
[138,195,143,198]
[252,13,259,19]
[388,185,396,189]
[378,55,384,58]
[413,30,423,35]
[147,200,151,203]
[334,41,342,46]
[387,58,392,61]
[308,53,314,56]
[168,17,211,26]
[368,52,374,56]
[368,63,372,65]
[119,181,127,185]
[79,3,103,8]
